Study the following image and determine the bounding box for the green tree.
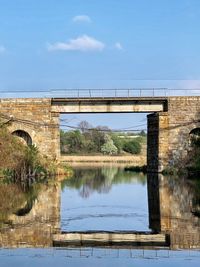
[64,130,84,153]
[139,130,146,137]
[110,133,123,153]
[60,130,69,153]
[101,135,118,155]
[90,128,106,152]
[123,140,141,154]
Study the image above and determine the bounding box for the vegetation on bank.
[60,120,146,156]
[0,124,73,227]
[0,125,72,189]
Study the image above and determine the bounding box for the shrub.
[0,127,55,189]
[101,135,118,155]
[110,133,123,153]
[123,140,141,154]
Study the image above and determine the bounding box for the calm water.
[0,166,200,266]
[61,167,148,231]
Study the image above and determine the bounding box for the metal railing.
[0,88,200,98]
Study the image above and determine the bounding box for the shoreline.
[60,155,146,167]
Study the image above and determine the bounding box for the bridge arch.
[189,127,200,147]
[12,130,32,146]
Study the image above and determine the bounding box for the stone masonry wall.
[167,97,200,168]
[0,98,60,159]
[148,97,200,172]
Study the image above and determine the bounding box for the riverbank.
[60,154,146,167]
[0,126,72,182]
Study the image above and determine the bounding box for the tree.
[60,130,69,153]
[78,121,92,133]
[101,135,118,155]
[140,130,146,136]
[123,140,141,154]
[90,128,106,152]
[110,133,123,153]
[64,130,84,153]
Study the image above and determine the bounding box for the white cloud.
[47,35,105,52]
[72,15,91,23]
[0,45,6,54]
[115,42,123,50]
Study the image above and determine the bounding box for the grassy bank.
[60,154,146,166]
[0,126,72,186]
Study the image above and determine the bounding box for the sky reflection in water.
[61,167,148,231]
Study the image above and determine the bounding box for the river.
[0,166,199,266]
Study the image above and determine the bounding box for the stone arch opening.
[12,130,32,146]
[189,128,200,147]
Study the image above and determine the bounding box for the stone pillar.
[147,112,169,172]
[147,113,159,172]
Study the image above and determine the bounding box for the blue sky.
[0,0,200,129]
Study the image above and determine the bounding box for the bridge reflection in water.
[0,168,199,250]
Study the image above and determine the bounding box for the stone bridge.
[0,95,200,172]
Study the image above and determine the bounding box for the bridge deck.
[51,97,168,113]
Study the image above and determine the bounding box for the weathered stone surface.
[0,98,60,159]
[147,97,200,172]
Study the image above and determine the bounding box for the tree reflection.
[61,167,147,198]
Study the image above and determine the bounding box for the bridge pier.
[147,112,169,172]
[147,97,200,172]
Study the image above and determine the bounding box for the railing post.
[89,90,91,97]
[128,89,130,98]
[153,88,155,97]
[140,89,142,97]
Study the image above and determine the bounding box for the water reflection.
[0,166,199,250]
[61,167,146,198]
[61,167,148,232]
[0,182,60,247]
[148,174,200,249]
